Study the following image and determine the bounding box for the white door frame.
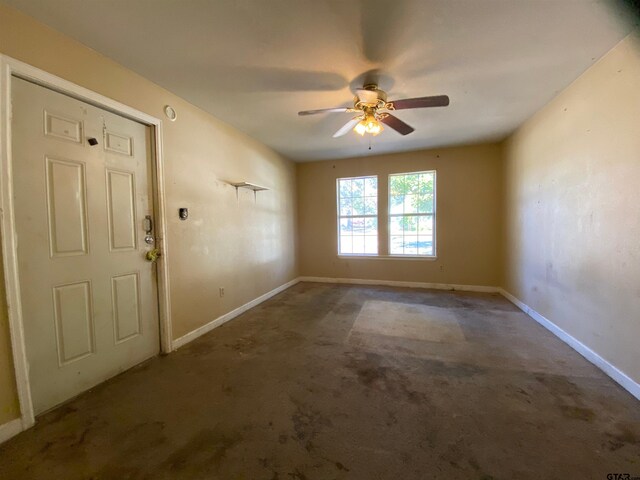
[0,55,173,432]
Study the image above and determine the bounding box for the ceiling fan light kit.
[298,84,449,139]
[354,112,383,136]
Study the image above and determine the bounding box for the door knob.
[145,248,161,263]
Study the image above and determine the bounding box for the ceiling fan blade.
[380,114,415,136]
[390,95,450,110]
[333,118,361,138]
[298,107,353,116]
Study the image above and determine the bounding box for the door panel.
[12,77,160,414]
[44,110,83,144]
[106,169,137,251]
[45,157,89,257]
[53,281,95,365]
[111,273,142,343]
[104,130,133,156]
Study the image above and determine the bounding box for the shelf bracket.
[229,182,269,203]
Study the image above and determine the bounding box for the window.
[389,171,436,256]
[337,176,378,255]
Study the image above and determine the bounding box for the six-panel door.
[12,77,160,414]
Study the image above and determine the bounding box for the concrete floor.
[1,282,639,479]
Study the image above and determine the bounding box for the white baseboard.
[499,288,640,402]
[172,278,300,350]
[299,276,499,293]
[0,417,23,444]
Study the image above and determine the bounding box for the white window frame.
[336,175,378,256]
[388,170,436,258]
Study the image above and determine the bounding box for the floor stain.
[160,428,242,475]
[345,352,430,405]
[287,469,308,480]
[559,405,596,422]
[606,423,640,451]
[225,336,258,353]
[290,401,332,442]
[39,404,78,425]
[1,283,639,480]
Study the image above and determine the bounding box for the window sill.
[337,255,438,262]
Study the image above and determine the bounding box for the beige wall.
[297,144,503,286]
[503,32,640,385]
[0,5,297,425]
[1,2,637,434]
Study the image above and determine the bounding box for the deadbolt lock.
[143,215,154,244]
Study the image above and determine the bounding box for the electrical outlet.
[219,287,225,297]
[439,265,444,272]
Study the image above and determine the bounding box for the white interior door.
[11,77,160,415]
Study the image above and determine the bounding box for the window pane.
[390,217,403,235]
[339,179,352,198]
[365,236,377,254]
[390,195,404,214]
[352,236,365,254]
[365,218,378,235]
[403,195,417,214]
[352,217,365,235]
[390,236,404,254]
[365,197,377,215]
[364,177,377,197]
[418,215,433,235]
[340,218,352,234]
[420,173,434,195]
[416,194,434,213]
[351,197,365,216]
[418,236,433,255]
[406,174,420,194]
[339,197,352,216]
[403,236,418,255]
[390,175,409,195]
[340,236,352,254]
[404,216,418,234]
[352,178,364,197]
[417,174,427,195]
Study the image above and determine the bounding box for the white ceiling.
[5,0,638,161]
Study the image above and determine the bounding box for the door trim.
[0,55,173,432]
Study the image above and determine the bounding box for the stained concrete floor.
[1,282,639,479]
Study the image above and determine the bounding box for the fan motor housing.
[354,85,388,111]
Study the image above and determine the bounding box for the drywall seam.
[172,278,301,350]
[0,417,22,445]
[499,288,640,402]
[299,276,499,293]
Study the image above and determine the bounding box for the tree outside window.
[337,176,378,255]
[389,171,435,256]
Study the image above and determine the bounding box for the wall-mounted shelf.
[229,182,269,201]
[230,182,269,192]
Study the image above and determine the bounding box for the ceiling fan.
[298,84,449,138]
